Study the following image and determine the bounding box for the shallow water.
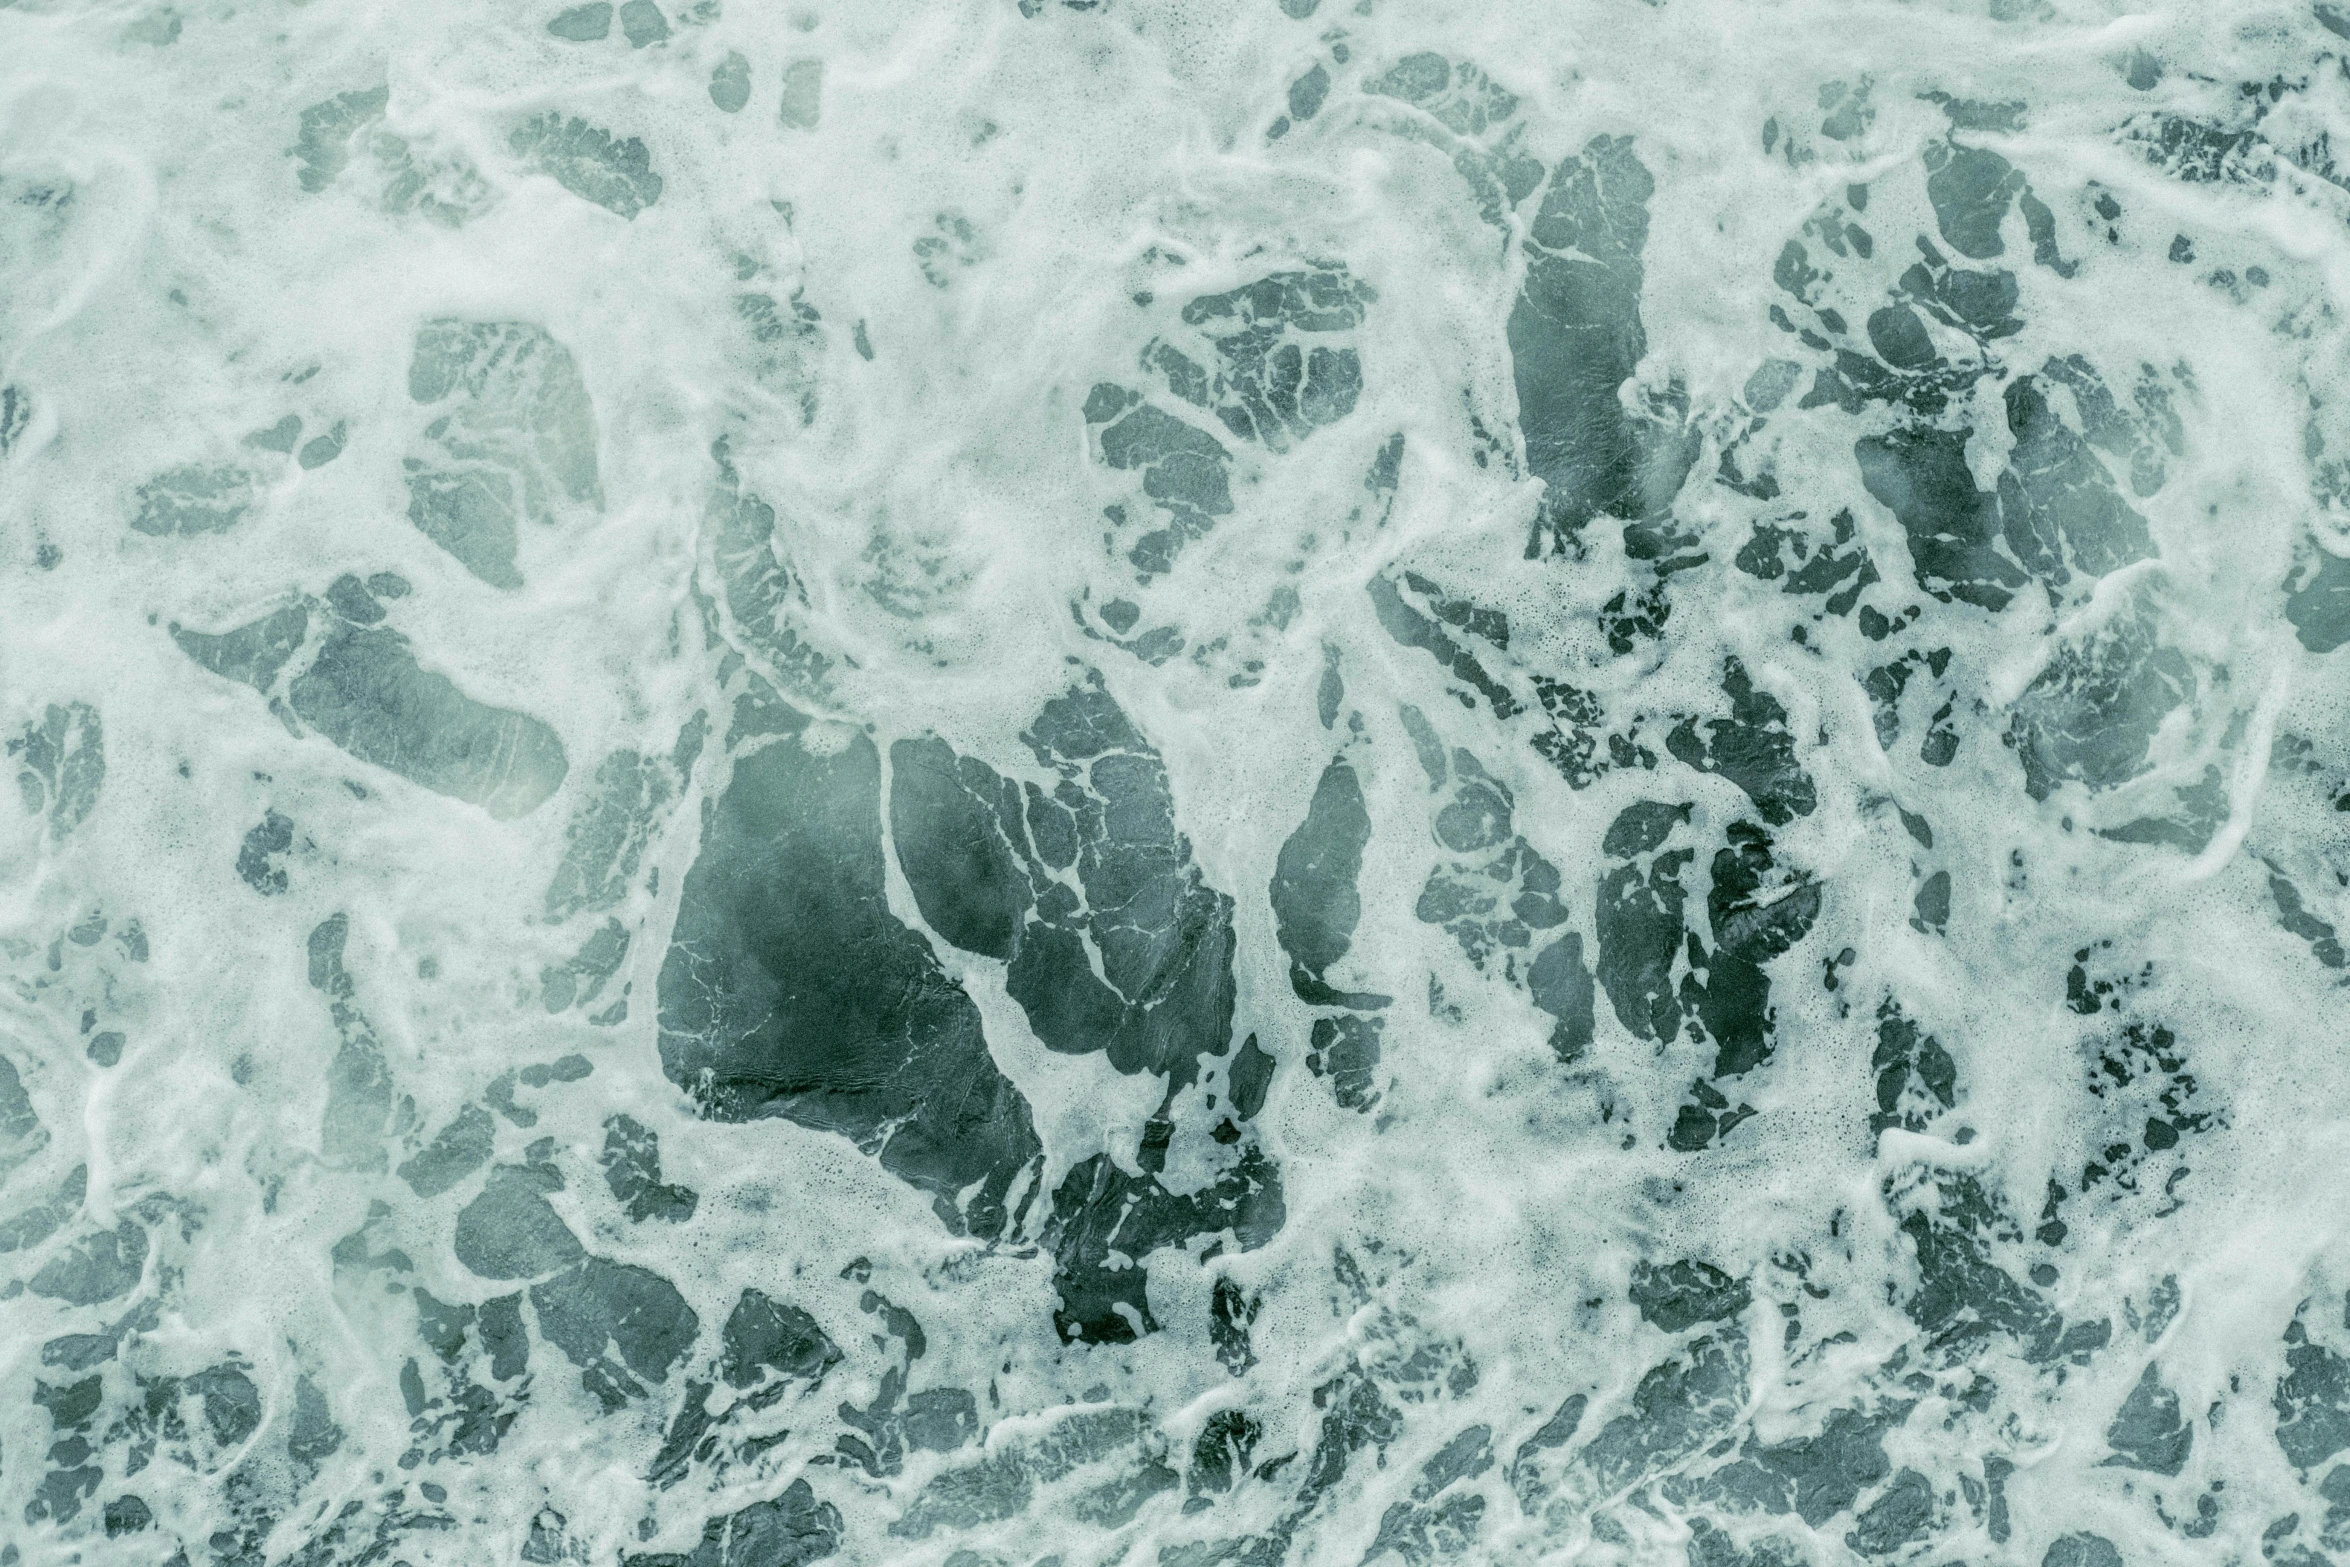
[5,1,2350,1563]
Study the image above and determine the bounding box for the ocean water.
[6,0,2350,1562]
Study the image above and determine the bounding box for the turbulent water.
[11,0,2350,1563]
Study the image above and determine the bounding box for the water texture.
[2,1,2349,1563]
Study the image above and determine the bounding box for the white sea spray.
[3,2,2350,1564]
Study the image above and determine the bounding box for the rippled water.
[6,1,2350,1563]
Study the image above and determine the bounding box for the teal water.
[2,1,2349,1562]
